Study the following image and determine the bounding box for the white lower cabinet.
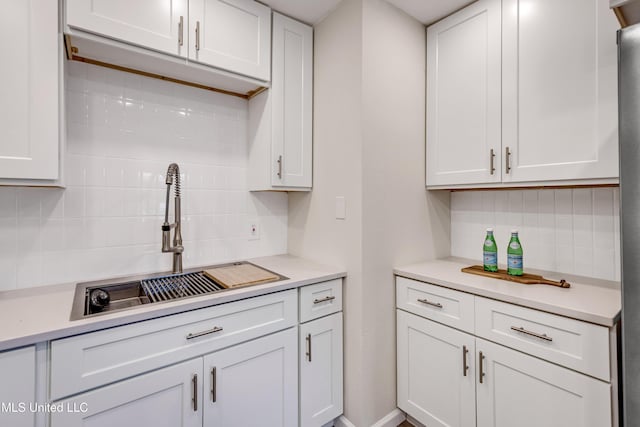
[0,346,37,427]
[397,310,475,427]
[51,358,202,427]
[203,327,298,427]
[299,312,343,427]
[396,277,616,427]
[52,328,297,427]
[476,338,611,427]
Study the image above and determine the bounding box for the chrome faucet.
[162,163,183,274]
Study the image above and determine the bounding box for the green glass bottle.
[507,230,523,276]
[483,228,498,272]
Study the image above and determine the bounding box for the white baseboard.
[371,408,406,427]
[335,408,406,427]
[334,415,357,427]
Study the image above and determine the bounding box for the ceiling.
[260,0,477,25]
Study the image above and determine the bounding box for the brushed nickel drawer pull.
[306,333,312,362]
[277,155,283,179]
[490,149,496,175]
[192,374,198,411]
[178,16,184,46]
[478,351,485,384]
[510,326,553,342]
[195,21,200,51]
[186,326,223,340]
[211,367,217,402]
[313,296,336,304]
[505,146,512,174]
[462,345,469,377]
[417,298,443,309]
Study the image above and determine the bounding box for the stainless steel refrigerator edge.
[619,22,640,427]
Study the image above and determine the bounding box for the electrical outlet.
[249,221,260,240]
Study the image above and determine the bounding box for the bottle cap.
[486,228,493,232]
[511,229,518,234]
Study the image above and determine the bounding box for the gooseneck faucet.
[162,163,184,274]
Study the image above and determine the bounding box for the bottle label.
[485,239,494,247]
[508,254,523,269]
[509,241,521,250]
[483,251,497,266]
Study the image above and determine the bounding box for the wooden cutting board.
[203,264,280,289]
[461,265,570,288]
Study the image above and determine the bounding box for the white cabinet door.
[502,0,619,183]
[248,13,313,191]
[0,0,58,180]
[203,327,298,427]
[51,358,202,427]
[271,12,313,189]
[397,310,476,427]
[476,338,611,427]
[299,313,343,427]
[66,0,188,58]
[0,346,36,427]
[189,0,271,81]
[426,0,501,187]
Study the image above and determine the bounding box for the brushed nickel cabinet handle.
[195,21,200,51]
[462,345,469,377]
[178,16,184,46]
[277,155,283,179]
[313,296,336,304]
[211,367,217,402]
[478,351,485,384]
[490,149,496,175]
[505,146,511,174]
[417,298,443,309]
[186,326,223,340]
[510,326,553,342]
[306,333,312,362]
[192,374,198,411]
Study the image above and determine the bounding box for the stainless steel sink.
[70,262,287,320]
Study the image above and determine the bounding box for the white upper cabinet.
[189,0,271,81]
[426,0,502,187]
[248,12,313,191]
[0,0,59,181]
[66,0,188,58]
[502,0,619,183]
[64,0,271,93]
[426,0,619,188]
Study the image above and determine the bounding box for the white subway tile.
[0,189,17,218]
[5,62,286,289]
[451,188,620,281]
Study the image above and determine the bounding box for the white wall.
[288,0,366,422]
[360,0,450,422]
[0,61,288,291]
[450,188,620,281]
[289,0,450,424]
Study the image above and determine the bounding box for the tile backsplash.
[451,188,620,281]
[0,61,287,291]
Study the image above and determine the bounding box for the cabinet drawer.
[299,279,342,323]
[50,289,297,400]
[475,296,610,381]
[396,277,474,333]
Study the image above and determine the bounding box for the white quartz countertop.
[394,258,621,327]
[0,255,346,352]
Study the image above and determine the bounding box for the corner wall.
[288,0,451,424]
